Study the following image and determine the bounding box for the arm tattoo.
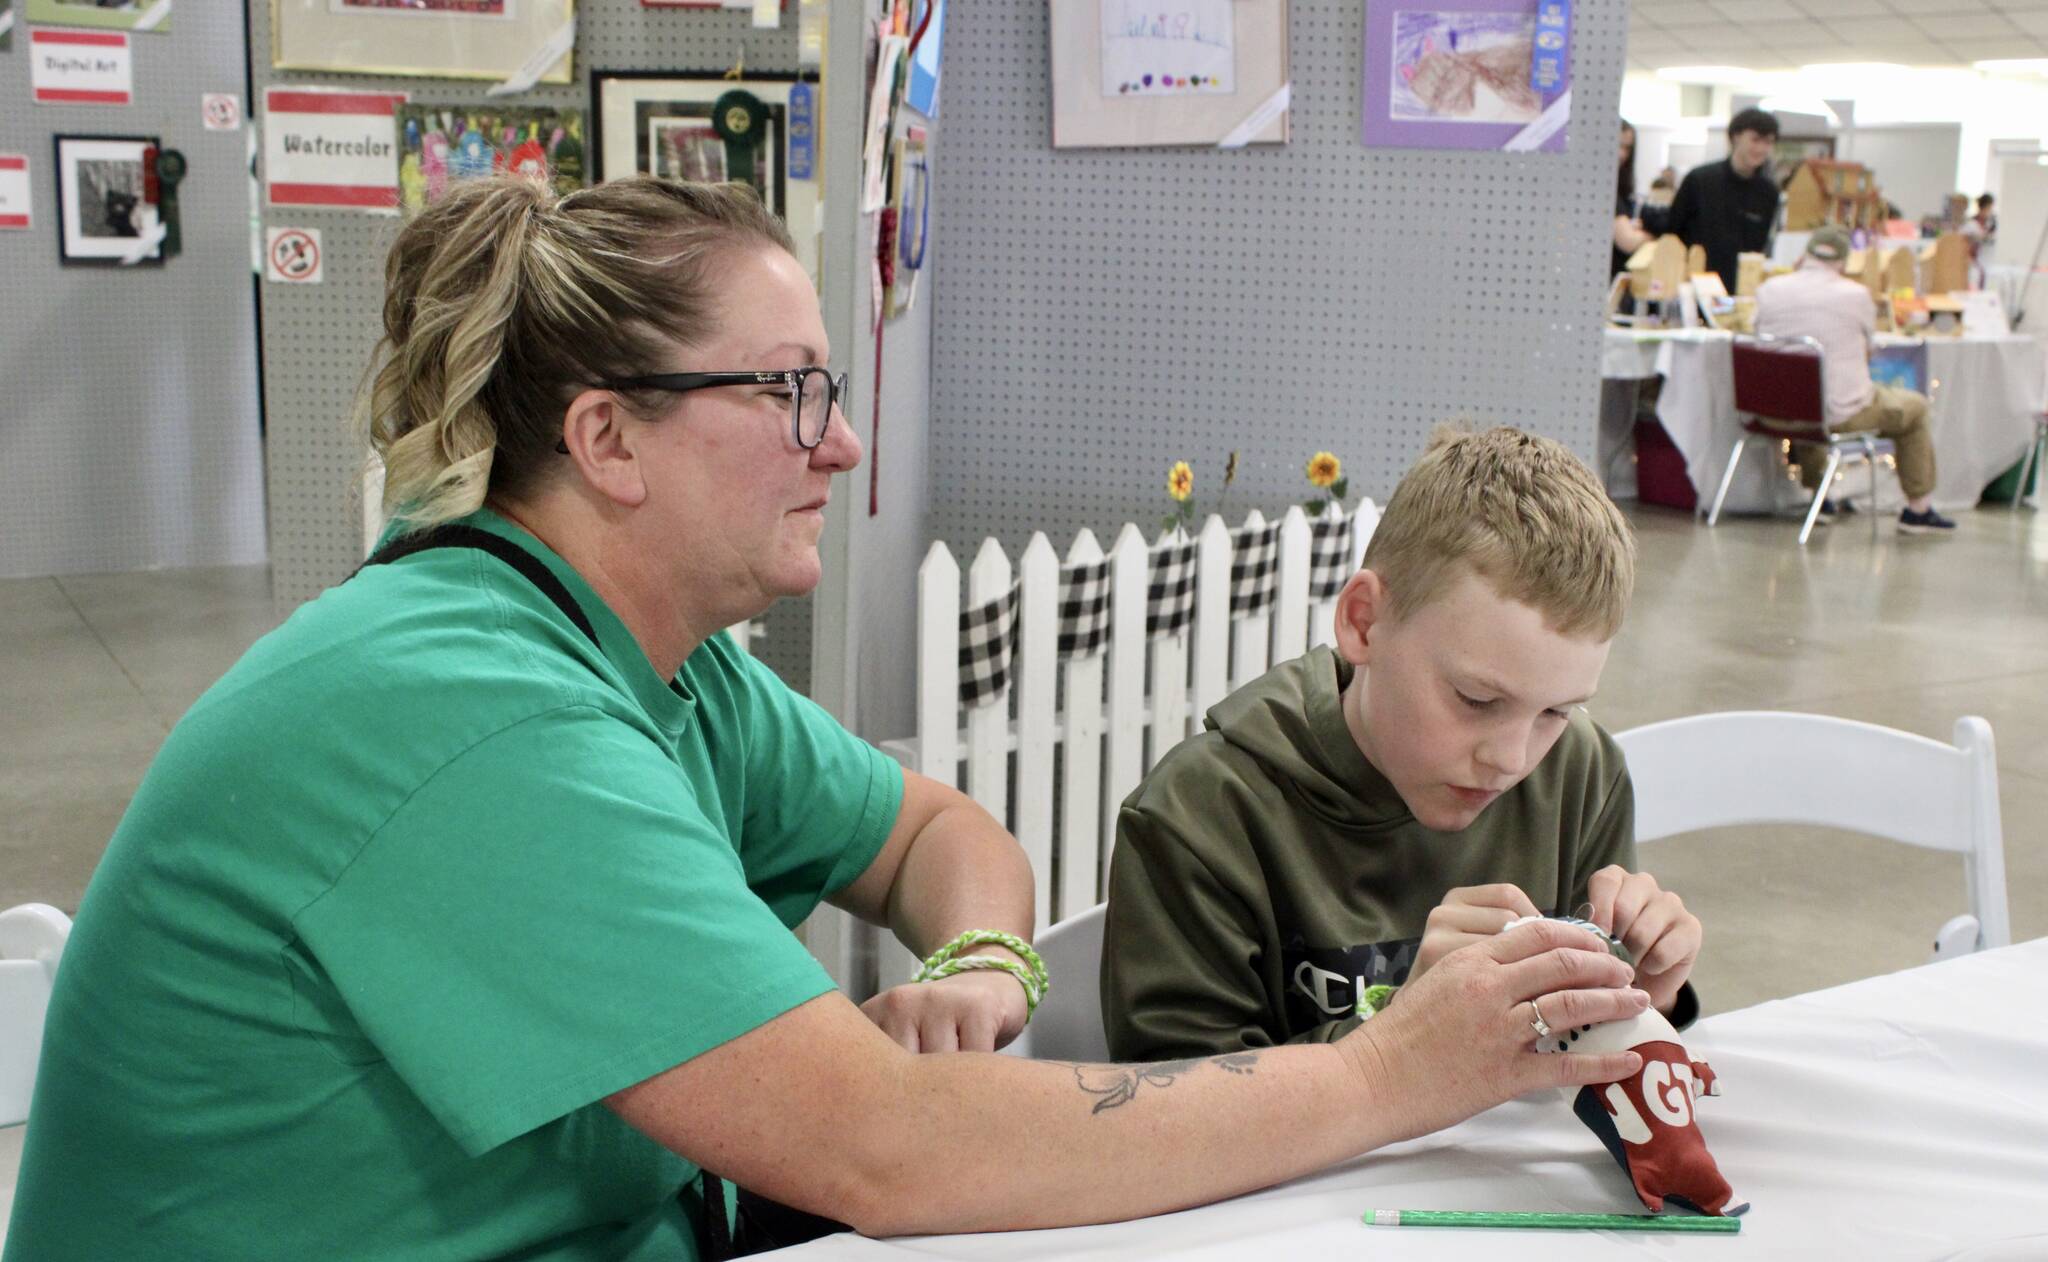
[1071,1052,1260,1115]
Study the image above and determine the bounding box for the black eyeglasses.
[555,367,850,454]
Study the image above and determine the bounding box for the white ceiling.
[1628,0,2048,71]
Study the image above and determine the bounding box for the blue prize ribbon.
[788,81,815,181]
[1530,0,1571,96]
[900,157,928,270]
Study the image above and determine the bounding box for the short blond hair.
[1362,425,1635,639]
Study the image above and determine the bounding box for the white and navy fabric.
[1308,515,1354,601]
[1146,538,1198,638]
[957,582,1022,708]
[1229,522,1281,616]
[1057,559,1114,659]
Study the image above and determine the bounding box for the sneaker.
[1898,506,1958,535]
[1819,498,1856,517]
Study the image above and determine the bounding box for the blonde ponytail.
[358,174,796,529]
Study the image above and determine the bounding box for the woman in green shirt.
[6,175,1650,1261]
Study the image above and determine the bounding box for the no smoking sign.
[202,93,243,131]
[266,227,324,284]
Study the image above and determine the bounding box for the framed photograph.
[24,0,169,33]
[396,103,586,211]
[53,133,164,266]
[271,0,574,83]
[591,71,821,286]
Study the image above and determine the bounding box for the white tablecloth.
[1600,329,2048,513]
[767,939,2048,1261]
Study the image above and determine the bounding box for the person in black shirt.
[1612,120,1651,277]
[1662,107,1781,292]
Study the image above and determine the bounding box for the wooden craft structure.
[1785,159,1887,232]
[1627,236,1689,303]
[1920,233,1970,295]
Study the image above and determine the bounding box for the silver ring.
[1527,1000,1553,1040]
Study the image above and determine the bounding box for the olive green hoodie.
[1101,646,1650,1061]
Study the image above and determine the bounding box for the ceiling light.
[1974,59,2048,75]
[1653,65,1758,84]
[1758,95,1842,126]
[1796,62,1907,76]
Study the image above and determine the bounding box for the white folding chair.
[1614,713,2009,960]
[0,903,72,1246]
[1003,903,1108,1062]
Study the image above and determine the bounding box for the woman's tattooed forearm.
[1071,1052,1261,1114]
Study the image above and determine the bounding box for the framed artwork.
[24,0,169,33]
[591,71,821,285]
[1049,0,1289,148]
[396,103,585,211]
[271,0,574,83]
[53,133,164,265]
[1360,0,1571,152]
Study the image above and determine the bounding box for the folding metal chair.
[2014,413,2047,511]
[1707,334,1897,545]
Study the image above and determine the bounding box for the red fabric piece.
[1574,1040,1739,1216]
[1633,419,1698,512]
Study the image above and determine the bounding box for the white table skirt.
[766,938,2048,1261]
[1599,329,2047,513]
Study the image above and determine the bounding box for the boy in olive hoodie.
[1102,426,1701,1060]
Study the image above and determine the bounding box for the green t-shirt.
[4,510,903,1261]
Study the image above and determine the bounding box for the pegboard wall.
[923,0,1627,561]
[248,1,817,689]
[0,3,264,578]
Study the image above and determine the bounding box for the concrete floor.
[1,504,2044,1016]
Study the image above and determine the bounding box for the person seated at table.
[1102,426,1703,1061]
[3,176,1655,1261]
[1754,226,1957,535]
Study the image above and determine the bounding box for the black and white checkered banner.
[957,582,1022,708]
[1057,558,1113,658]
[1230,521,1282,616]
[1309,514,1354,600]
[1146,537,1197,638]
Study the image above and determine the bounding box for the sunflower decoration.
[1162,460,1197,536]
[1301,451,1350,517]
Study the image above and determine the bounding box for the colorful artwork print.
[648,119,725,184]
[395,104,584,212]
[1390,10,1538,123]
[633,100,785,216]
[331,0,510,15]
[1099,0,1234,97]
[1361,0,1565,152]
[25,0,169,33]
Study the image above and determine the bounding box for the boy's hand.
[1408,884,1543,984]
[1344,920,1649,1144]
[1586,865,1701,1014]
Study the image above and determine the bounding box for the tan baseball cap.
[1807,225,1852,262]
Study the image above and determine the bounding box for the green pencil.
[1364,1209,1741,1233]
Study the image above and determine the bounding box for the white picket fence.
[874,499,1380,979]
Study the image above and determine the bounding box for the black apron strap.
[357,523,599,648]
